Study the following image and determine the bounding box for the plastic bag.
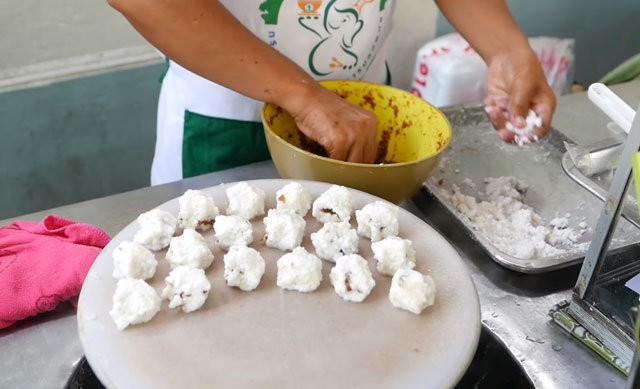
[410,33,575,107]
[409,33,487,107]
[529,36,575,96]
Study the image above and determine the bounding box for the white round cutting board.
[77,179,480,389]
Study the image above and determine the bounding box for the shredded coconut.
[441,176,588,260]
[505,109,542,146]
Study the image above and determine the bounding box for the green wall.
[0,64,163,220]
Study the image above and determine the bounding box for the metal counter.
[2,82,639,388]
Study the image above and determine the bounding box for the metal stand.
[568,109,640,372]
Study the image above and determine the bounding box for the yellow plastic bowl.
[262,80,452,204]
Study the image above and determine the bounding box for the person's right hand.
[284,83,379,164]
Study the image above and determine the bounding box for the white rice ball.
[226,181,265,220]
[329,254,376,303]
[356,201,399,242]
[133,209,178,251]
[214,215,253,250]
[276,247,323,292]
[310,221,359,262]
[263,209,306,251]
[165,229,214,270]
[177,189,219,231]
[109,278,161,331]
[312,185,353,223]
[276,182,312,216]
[223,246,266,292]
[389,268,436,315]
[112,241,158,280]
[371,236,416,276]
[161,266,211,313]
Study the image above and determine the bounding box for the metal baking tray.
[421,104,640,273]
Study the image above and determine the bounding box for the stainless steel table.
[2,82,639,388]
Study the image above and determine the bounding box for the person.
[107,0,556,185]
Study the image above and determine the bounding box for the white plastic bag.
[410,33,487,107]
[410,33,575,107]
[529,36,575,96]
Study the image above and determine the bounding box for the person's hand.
[286,83,379,163]
[484,48,556,144]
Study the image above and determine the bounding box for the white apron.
[152,0,396,185]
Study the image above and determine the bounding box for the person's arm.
[108,0,377,163]
[434,0,556,142]
[435,0,529,63]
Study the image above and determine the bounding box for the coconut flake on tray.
[441,176,589,260]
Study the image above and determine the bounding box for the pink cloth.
[0,215,110,330]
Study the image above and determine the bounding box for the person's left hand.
[484,48,556,144]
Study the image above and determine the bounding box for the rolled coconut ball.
[177,189,219,231]
[312,185,353,223]
[389,268,436,315]
[223,246,266,292]
[226,181,265,220]
[329,254,375,303]
[133,209,177,251]
[112,240,158,280]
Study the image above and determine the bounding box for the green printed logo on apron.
[253,0,391,80]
